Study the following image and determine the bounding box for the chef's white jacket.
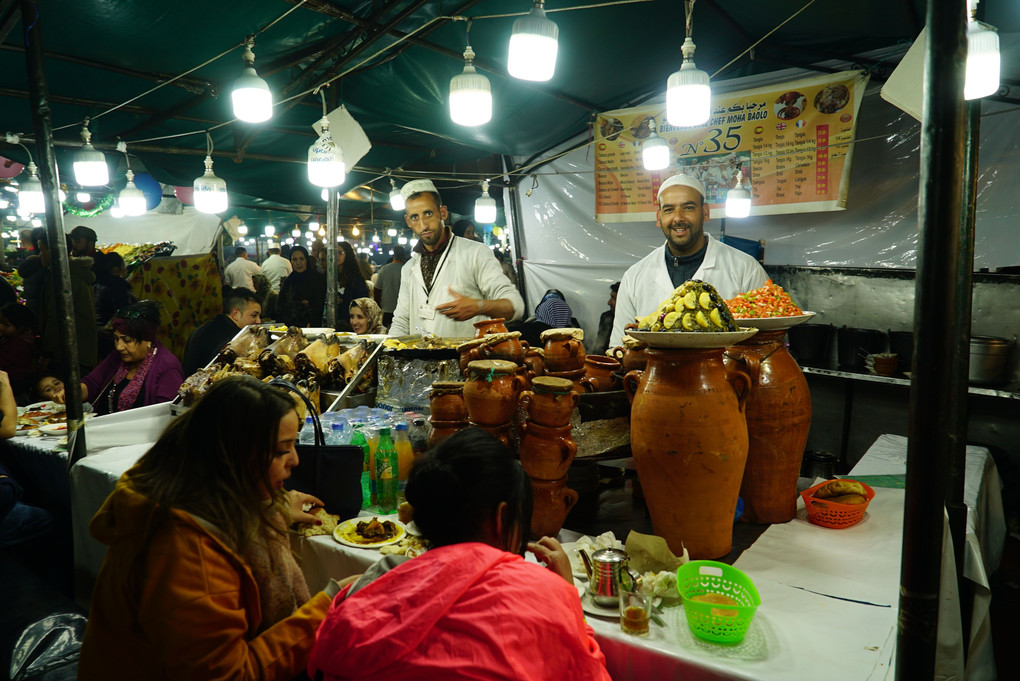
[389,236,524,338]
[610,234,768,347]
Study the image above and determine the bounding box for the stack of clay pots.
[518,376,580,539]
[427,381,468,448]
[541,328,590,394]
[462,359,525,449]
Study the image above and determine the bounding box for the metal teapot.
[579,548,632,607]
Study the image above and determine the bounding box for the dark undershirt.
[664,240,709,288]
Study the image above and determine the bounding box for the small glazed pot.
[428,381,467,422]
[463,359,527,426]
[544,367,595,395]
[523,347,545,378]
[427,418,467,448]
[518,376,578,428]
[519,421,577,480]
[542,329,586,373]
[609,337,648,372]
[474,317,509,338]
[582,355,622,392]
[529,476,579,539]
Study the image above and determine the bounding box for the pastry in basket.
[296,507,340,537]
[813,479,867,499]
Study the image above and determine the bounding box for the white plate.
[332,516,406,548]
[730,311,817,331]
[37,422,70,437]
[629,327,758,349]
[302,327,336,337]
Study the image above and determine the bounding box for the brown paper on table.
[624,531,689,574]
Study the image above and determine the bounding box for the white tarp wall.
[514,79,1020,351]
[63,207,222,257]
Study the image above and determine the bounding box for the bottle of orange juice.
[392,422,414,503]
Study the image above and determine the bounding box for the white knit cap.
[400,179,442,202]
[656,174,706,202]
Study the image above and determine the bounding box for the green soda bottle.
[349,425,371,510]
[375,427,399,513]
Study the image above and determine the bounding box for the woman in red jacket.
[309,428,612,681]
[79,376,337,681]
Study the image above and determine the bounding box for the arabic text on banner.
[593,70,870,222]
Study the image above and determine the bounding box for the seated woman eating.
[52,301,183,415]
[309,428,611,681]
[79,376,340,681]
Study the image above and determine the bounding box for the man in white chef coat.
[610,174,768,347]
[389,179,523,337]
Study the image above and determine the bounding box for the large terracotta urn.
[624,347,751,559]
[724,329,812,524]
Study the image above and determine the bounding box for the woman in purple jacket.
[53,301,183,415]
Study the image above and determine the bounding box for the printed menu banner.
[594,70,869,222]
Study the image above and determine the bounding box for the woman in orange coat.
[79,376,341,681]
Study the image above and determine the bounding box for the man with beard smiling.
[389,180,523,337]
[610,174,767,347]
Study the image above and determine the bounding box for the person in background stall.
[223,246,262,293]
[52,301,182,415]
[0,303,37,400]
[36,230,98,375]
[390,179,523,337]
[260,243,292,320]
[495,248,518,287]
[309,428,611,681]
[182,288,262,376]
[78,376,344,681]
[451,218,480,242]
[277,246,326,328]
[335,241,369,332]
[591,281,619,356]
[93,251,137,359]
[316,248,328,278]
[349,297,384,335]
[69,225,98,258]
[611,174,768,347]
[535,289,574,329]
[373,245,407,328]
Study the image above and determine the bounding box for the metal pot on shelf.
[969,336,1015,385]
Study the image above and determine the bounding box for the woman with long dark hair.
[309,428,611,681]
[334,241,368,332]
[79,376,335,680]
[277,245,326,327]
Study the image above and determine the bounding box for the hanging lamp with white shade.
[307,89,346,187]
[232,36,273,123]
[641,117,670,171]
[116,142,147,216]
[265,224,275,237]
[73,120,110,187]
[193,133,228,214]
[666,1,711,127]
[18,162,45,214]
[389,177,405,210]
[450,43,492,126]
[965,0,1000,100]
[474,180,497,223]
[508,1,559,82]
[724,169,752,218]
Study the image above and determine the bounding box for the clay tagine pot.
[523,346,545,378]
[462,359,527,426]
[543,367,594,396]
[541,328,586,373]
[474,317,509,338]
[519,421,577,480]
[608,334,649,372]
[582,355,622,392]
[469,421,514,450]
[529,476,579,539]
[427,418,467,448]
[428,381,468,422]
[518,376,578,428]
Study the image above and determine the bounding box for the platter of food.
[332,516,406,548]
[629,328,758,349]
[37,422,70,437]
[302,327,336,337]
[733,312,816,331]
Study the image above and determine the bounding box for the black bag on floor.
[268,379,364,520]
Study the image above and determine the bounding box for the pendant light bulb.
[389,178,405,210]
[292,228,301,238]
[18,163,46,214]
[474,180,497,224]
[307,117,346,187]
[238,223,248,235]
[450,45,492,126]
[232,40,273,123]
[352,226,360,236]
[641,118,670,171]
[76,192,91,203]
[724,170,752,218]
[666,37,711,127]
[119,169,148,216]
[965,13,1000,100]
[73,123,110,187]
[193,155,228,214]
[508,1,559,82]
[264,224,275,237]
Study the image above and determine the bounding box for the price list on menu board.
[593,71,868,222]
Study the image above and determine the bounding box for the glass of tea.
[619,582,651,636]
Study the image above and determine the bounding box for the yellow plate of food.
[332,516,406,549]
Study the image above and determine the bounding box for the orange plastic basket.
[801,479,876,529]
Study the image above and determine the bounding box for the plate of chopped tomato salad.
[725,280,816,330]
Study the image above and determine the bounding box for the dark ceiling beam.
[701,0,753,45]
[0,0,19,46]
[109,90,215,140]
[289,0,597,112]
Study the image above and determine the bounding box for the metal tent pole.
[324,188,338,330]
[19,0,86,465]
[897,0,968,677]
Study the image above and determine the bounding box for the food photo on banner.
[594,70,868,221]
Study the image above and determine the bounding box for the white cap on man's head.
[268,242,280,249]
[400,179,442,202]
[656,174,706,202]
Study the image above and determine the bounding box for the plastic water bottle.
[375,427,399,513]
[392,422,414,502]
[299,415,316,445]
[329,421,346,446]
[409,417,429,458]
[349,425,370,509]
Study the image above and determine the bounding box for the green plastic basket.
[677,560,761,645]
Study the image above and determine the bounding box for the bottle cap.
[395,422,408,430]
[379,427,391,436]
[332,422,344,430]
[304,415,314,423]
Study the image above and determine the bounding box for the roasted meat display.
[177,327,376,408]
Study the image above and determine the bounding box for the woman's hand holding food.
[528,536,573,584]
[285,489,326,525]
